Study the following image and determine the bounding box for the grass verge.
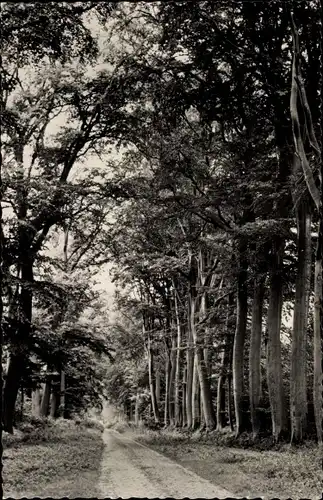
[131,428,323,499]
[2,417,105,499]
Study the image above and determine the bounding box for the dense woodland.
[1,2,322,447]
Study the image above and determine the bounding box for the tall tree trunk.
[135,393,140,426]
[59,370,66,418]
[2,354,25,432]
[155,363,161,409]
[40,377,51,417]
[164,350,171,426]
[32,388,42,417]
[313,217,323,445]
[182,366,187,428]
[50,387,59,418]
[249,275,266,439]
[186,301,194,429]
[217,296,234,431]
[174,287,182,427]
[169,334,177,426]
[2,259,33,432]
[192,354,200,429]
[147,332,160,424]
[227,372,234,432]
[232,244,248,436]
[266,237,287,441]
[290,200,312,443]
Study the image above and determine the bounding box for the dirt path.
[98,430,235,499]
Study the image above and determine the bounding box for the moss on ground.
[2,418,105,498]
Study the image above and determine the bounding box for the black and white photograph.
[1,1,322,498]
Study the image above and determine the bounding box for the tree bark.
[40,377,51,417]
[249,275,266,439]
[50,387,59,418]
[32,388,42,417]
[182,366,187,428]
[147,332,160,424]
[313,217,323,445]
[164,350,171,426]
[266,237,287,441]
[217,296,234,431]
[2,353,25,432]
[290,200,312,443]
[135,393,140,426]
[186,301,194,429]
[174,286,183,427]
[169,333,177,426]
[59,370,66,418]
[232,244,248,436]
[192,354,200,429]
[155,364,161,409]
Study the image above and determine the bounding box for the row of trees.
[1,2,322,445]
[103,2,322,444]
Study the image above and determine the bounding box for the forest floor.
[2,417,105,498]
[113,424,323,500]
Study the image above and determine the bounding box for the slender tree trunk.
[147,333,160,424]
[155,364,161,409]
[174,286,182,426]
[59,370,66,418]
[135,393,140,426]
[169,334,177,426]
[227,372,234,431]
[232,244,248,436]
[182,366,187,428]
[192,354,200,429]
[186,302,194,428]
[313,217,323,445]
[217,297,234,431]
[32,388,42,417]
[290,200,312,443]
[164,350,171,426]
[266,237,287,441]
[40,377,51,417]
[50,387,59,418]
[249,275,266,439]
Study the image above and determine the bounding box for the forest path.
[98,429,234,499]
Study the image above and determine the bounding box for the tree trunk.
[169,334,177,426]
[290,200,312,443]
[249,275,266,439]
[147,333,160,424]
[164,351,171,426]
[266,237,287,441]
[186,306,194,429]
[2,258,33,432]
[155,364,161,408]
[174,287,182,427]
[217,297,234,431]
[135,393,140,426]
[32,388,42,417]
[313,216,323,445]
[2,354,25,432]
[50,388,59,418]
[40,378,51,417]
[232,244,248,436]
[192,354,200,429]
[182,366,187,428]
[58,370,66,418]
[227,372,234,432]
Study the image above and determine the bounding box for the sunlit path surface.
[98,430,235,499]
